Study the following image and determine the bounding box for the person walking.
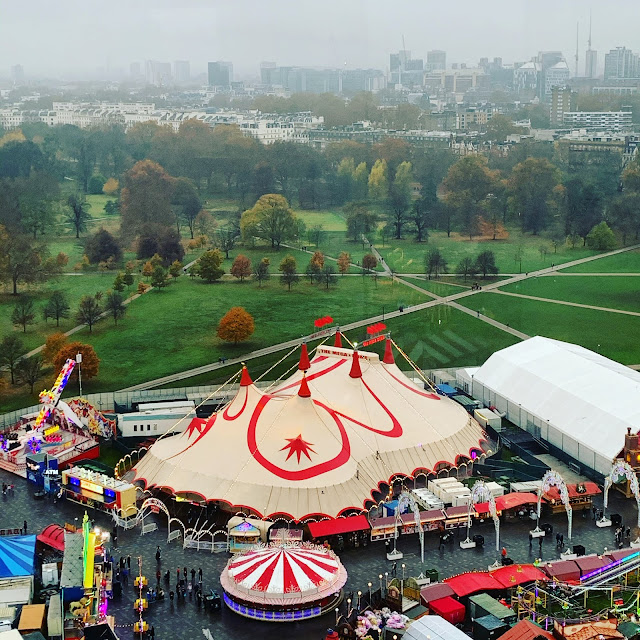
[501,546,507,558]
[23,520,27,534]
[176,568,180,583]
[183,566,188,580]
[539,536,543,551]
[156,569,161,585]
[127,555,131,570]
[198,567,203,582]
[392,561,397,577]
[529,533,533,548]
[155,546,161,564]
[149,625,155,639]
[191,568,196,584]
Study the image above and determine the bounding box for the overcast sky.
[2,0,639,79]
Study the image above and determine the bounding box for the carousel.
[220,542,347,621]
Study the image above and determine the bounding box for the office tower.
[604,47,639,80]
[11,64,24,84]
[208,61,233,87]
[426,50,446,72]
[174,61,190,83]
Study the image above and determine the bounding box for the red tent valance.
[308,515,370,538]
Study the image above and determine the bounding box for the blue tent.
[0,535,36,578]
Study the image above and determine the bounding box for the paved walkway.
[492,289,640,318]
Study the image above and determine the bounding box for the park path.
[122,243,639,391]
[491,289,640,318]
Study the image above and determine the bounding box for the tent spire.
[298,342,310,371]
[239,363,253,387]
[349,349,362,378]
[383,337,395,365]
[334,330,342,348]
[298,372,311,398]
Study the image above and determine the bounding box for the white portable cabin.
[474,408,503,431]
[117,401,196,438]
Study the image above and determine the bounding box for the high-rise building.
[11,64,24,84]
[145,61,172,86]
[551,85,577,127]
[260,61,277,84]
[173,61,190,83]
[604,47,639,80]
[426,50,446,72]
[208,61,233,87]
[389,50,423,87]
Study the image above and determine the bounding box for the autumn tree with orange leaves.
[230,254,252,281]
[217,307,255,344]
[53,342,100,382]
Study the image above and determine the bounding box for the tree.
[362,253,378,273]
[337,251,351,276]
[368,158,388,201]
[310,251,324,270]
[120,160,176,237]
[42,332,67,364]
[456,257,477,281]
[104,200,119,215]
[195,210,217,239]
[0,335,24,384]
[44,290,70,326]
[150,265,169,289]
[195,249,224,283]
[11,296,35,332]
[136,224,184,265]
[538,244,550,262]
[171,177,201,239]
[104,291,127,324]
[53,342,100,382]
[336,157,356,203]
[112,272,126,292]
[475,250,499,279]
[307,224,325,247]
[17,355,42,393]
[513,245,524,273]
[85,228,122,264]
[88,174,106,195]
[586,221,617,251]
[318,264,338,289]
[217,306,255,344]
[425,249,447,279]
[142,261,154,279]
[387,160,413,239]
[231,254,252,281]
[442,156,500,239]
[169,260,183,279]
[215,228,239,259]
[102,178,119,196]
[608,193,640,245]
[240,194,299,248]
[509,158,560,234]
[410,197,431,242]
[279,255,299,290]
[485,114,521,143]
[345,202,377,242]
[123,268,135,288]
[253,257,270,287]
[65,193,91,239]
[76,295,102,332]
[0,227,57,295]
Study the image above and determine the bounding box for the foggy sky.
[2,0,639,80]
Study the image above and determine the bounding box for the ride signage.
[361,335,385,347]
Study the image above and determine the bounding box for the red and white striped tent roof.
[221,543,347,605]
[132,337,487,521]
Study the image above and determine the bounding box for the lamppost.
[357,591,362,610]
[379,574,383,593]
[335,607,340,625]
[401,564,406,601]
[368,582,372,603]
[382,305,385,322]
[347,598,351,616]
[76,352,83,397]
[384,572,388,591]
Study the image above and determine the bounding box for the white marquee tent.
[132,337,486,521]
[468,337,640,476]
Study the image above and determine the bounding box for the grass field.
[157,304,520,390]
[378,230,598,275]
[458,292,640,364]
[400,276,469,297]
[561,248,640,273]
[500,276,640,312]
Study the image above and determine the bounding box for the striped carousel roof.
[221,543,347,604]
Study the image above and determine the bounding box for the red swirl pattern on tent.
[222,544,347,603]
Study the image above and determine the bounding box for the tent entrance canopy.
[308,515,370,539]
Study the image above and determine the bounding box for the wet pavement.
[2,466,639,640]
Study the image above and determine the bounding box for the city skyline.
[2,0,640,80]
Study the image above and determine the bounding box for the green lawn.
[378,230,598,275]
[561,248,640,273]
[500,276,640,312]
[400,276,469,297]
[458,292,640,364]
[295,209,347,232]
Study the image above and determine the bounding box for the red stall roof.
[428,595,466,624]
[420,582,455,606]
[445,571,503,597]
[543,560,580,582]
[499,619,553,640]
[489,564,549,588]
[371,509,445,529]
[445,506,470,518]
[574,555,608,575]
[37,524,65,552]
[308,515,370,538]
[606,548,639,562]
[543,482,601,501]
[496,492,539,511]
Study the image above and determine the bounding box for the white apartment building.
[562,110,632,131]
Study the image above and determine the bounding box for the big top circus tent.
[131,335,488,522]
